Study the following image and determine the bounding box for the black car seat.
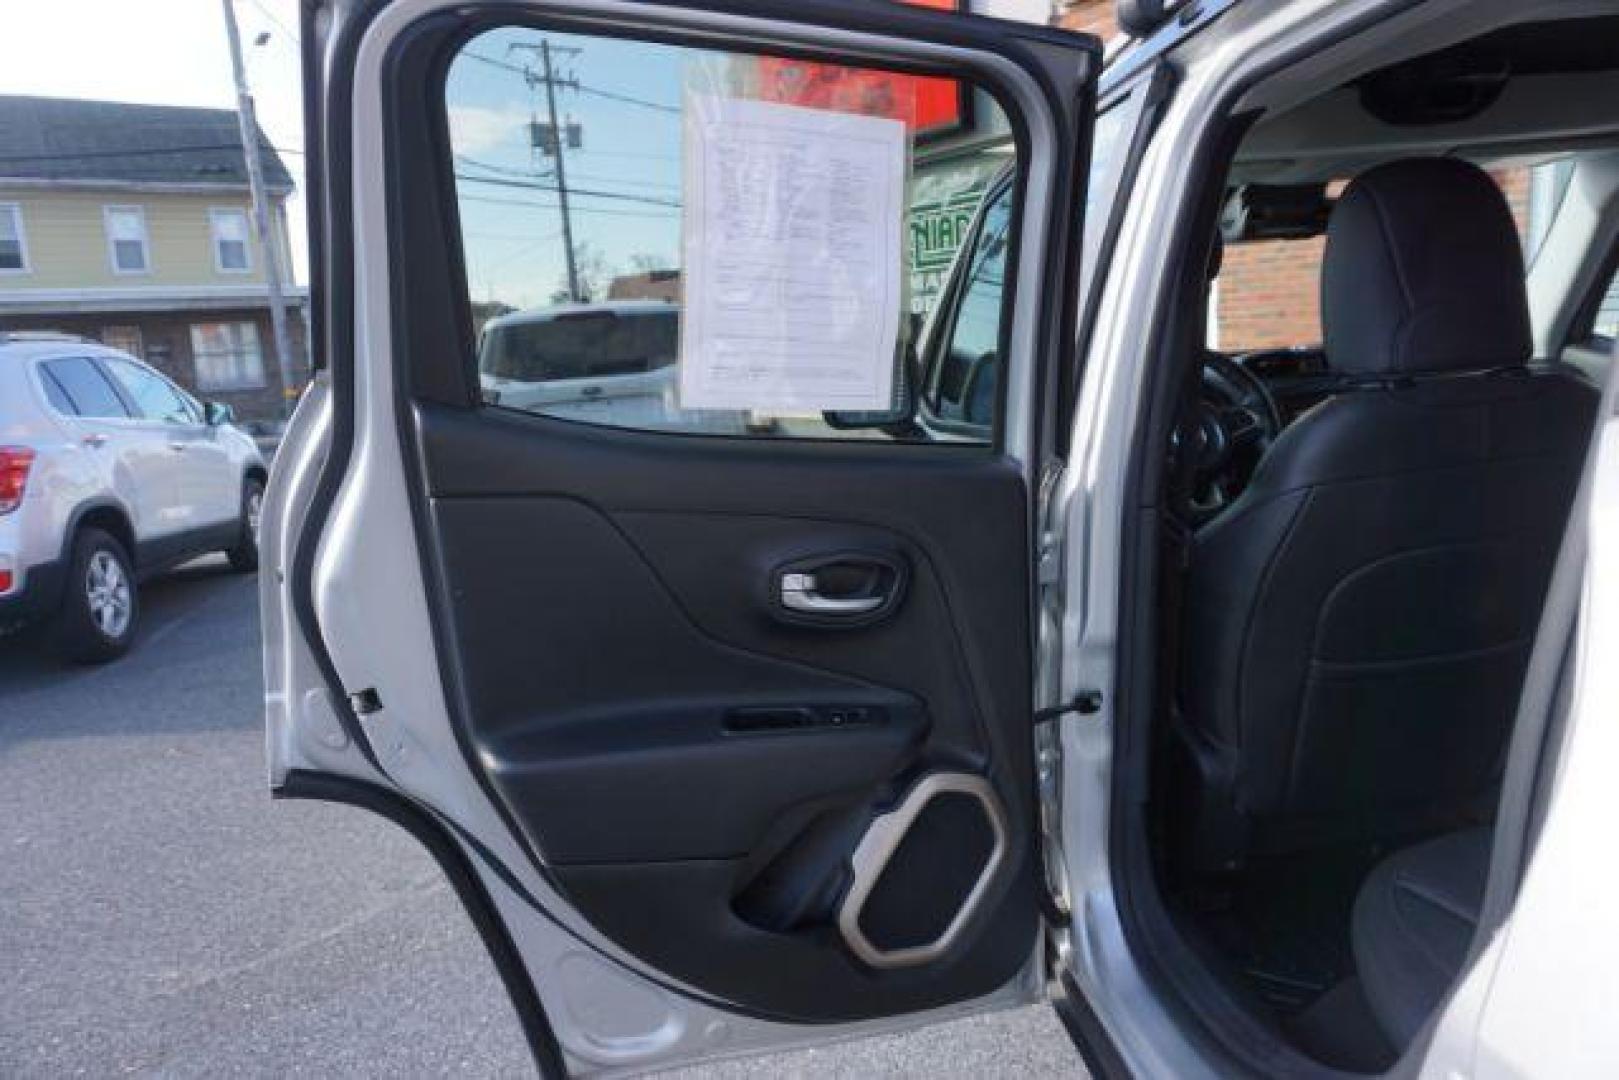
[1352,827,1492,1048]
[1175,158,1597,873]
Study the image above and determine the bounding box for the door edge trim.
[1054,970,1132,1080]
[275,769,570,1077]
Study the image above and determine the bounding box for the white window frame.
[0,202,30,274]
[189,320,267,392]
[208,207,253,274]
[103,204,151,275]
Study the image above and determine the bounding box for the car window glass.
[925,185,1012,431]
[481,306,677,383]
[41,357,129,419]
[103,357,195,424]
[38,368,78,414]
[1078,85,1153,310]
[445,27,1019,444]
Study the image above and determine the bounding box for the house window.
[0,203,28,272]
[210,208,252,273]
[104,205,151,273]
[101,326,144,358]
[190,321,265,391]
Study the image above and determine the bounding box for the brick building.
[0,96,309,427]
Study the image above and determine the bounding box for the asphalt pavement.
[0,558,1080,1077]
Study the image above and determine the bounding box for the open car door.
[266,0,1099,1073]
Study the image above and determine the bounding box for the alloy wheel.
[86,550,132,639]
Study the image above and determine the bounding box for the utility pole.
[510,40,583,301]
[221,0,297,419]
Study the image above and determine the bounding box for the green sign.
[910,185,986,273]
[906,153,1005,315]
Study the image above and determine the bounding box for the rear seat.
[1351,828,1493,1049]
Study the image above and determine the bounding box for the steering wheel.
[1184,352,1283,522]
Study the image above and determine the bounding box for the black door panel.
[553,854,1040,1021]
[414,401,1038,1020]
[293,0,1102,1058]
[616,511,996,764]
[432,495,931,864]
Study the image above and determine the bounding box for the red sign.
[753,0,967,137]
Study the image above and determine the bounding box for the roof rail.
[1103,0,1240,86]
[0,330,93,345]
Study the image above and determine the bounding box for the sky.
[0,0,309,281]
[446,27,689,310]
[0,1,689,306]
[0,1,1040,310]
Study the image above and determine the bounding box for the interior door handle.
[779,572,884,616]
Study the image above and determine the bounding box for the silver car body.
[264,0,1619,1075]
[0,339,264,627]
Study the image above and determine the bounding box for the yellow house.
[0,95,308,425]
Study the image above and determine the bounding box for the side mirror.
[204,400,236,427]
[823,313,924,435]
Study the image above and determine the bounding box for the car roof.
[484,298,677,331]
[0,339,139,365]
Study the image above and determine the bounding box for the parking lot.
[0,558,1078,1077]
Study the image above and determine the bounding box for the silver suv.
[0,334,266,662]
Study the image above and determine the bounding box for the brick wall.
[1053,2,1535,352]
[1057,0,1117,37]
[2,308,308,428]
[1216,236,1327,350]
[1215,169,1531,350]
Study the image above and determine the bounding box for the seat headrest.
[1323,158,1531,376]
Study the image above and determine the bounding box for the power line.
[456,154,678,194]
[459,192,676,220]
[0,142,305,167]
[460,49,680,115]
[567,169,679,193]
[454,155,539,179]
[464,228,568,241]
[574,83,679,115]
[239,0,301,59]
[243,0,298,42]
[454,170,681,209]
[573,147,679,163]
[460,49,525,76]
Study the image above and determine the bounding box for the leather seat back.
[1181,159,1598,858]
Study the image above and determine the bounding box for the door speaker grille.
[837,773,1007,968]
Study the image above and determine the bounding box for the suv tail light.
[0,446,36,515]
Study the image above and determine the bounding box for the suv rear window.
[479,308,678,384]
[41,357,129,418]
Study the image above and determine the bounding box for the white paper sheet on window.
[678,95,907,412]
